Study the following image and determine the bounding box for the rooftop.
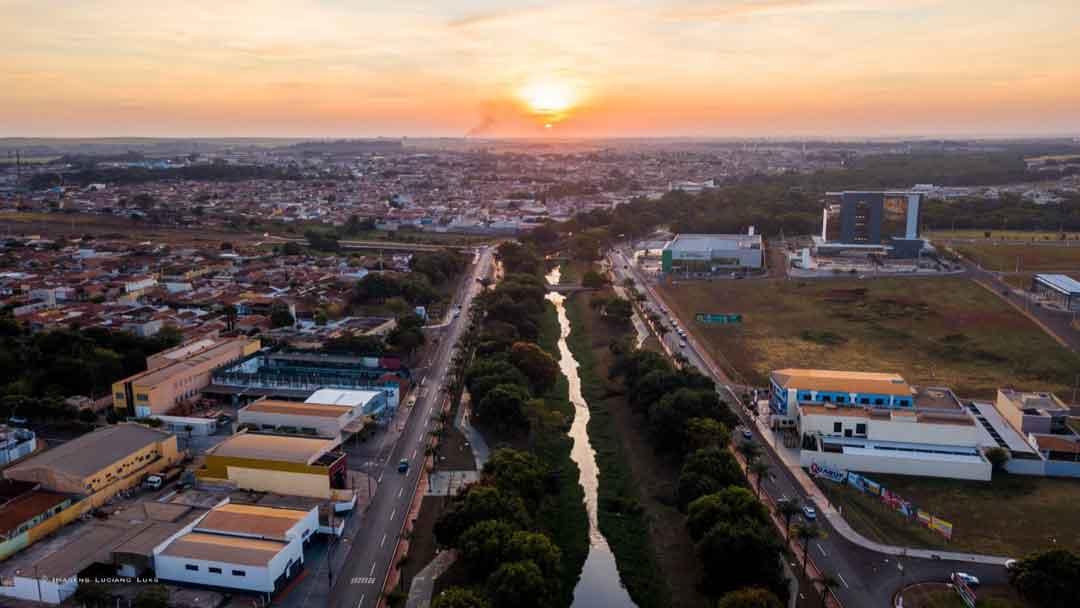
[159,531,287,566]
[207,433,336,464]
[5,424,171,480]
[773,368,911,397]
[998,388,1070,414]
[123,337,253,388]
[1034,273,1080,295]
[664,233,761,252]
[195,503,310,541]
[305,388,382,408]
[242,399,353,419]
[0,490,71,538]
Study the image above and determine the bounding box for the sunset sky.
[3,0,1078,138]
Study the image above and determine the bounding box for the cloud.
[662,0,817,21]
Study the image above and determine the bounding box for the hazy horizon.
[4,0,1079,138]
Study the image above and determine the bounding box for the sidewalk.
[455,391,490,469]
[405,550,458,608]
[748,409,1011,566]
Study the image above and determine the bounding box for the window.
[833,422,842,433]
[115,392,125,400]
[874,398,884,405]
[822,395,832,403]
[136,393,148,401]
[232,570,246,577]
[209,567,222,574]
[185,565,199,571]
[856,423,867,435]
[859,397,869,405]
[836,396,846,404]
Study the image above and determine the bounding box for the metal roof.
[1034,273,1080,295]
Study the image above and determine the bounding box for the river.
[545,266,638,608]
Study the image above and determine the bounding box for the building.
[112,336,261,417]
[770,369,990,481]
[994,389,1071,436]
[0,480,76,561]
[3,424,181,506]
[816,190,925,259]
[661,231,763,275]
[1031,274,1080,311]
[197,433,351,503]
[208,351,407,413]
[239,397,369,439]
[0,425,36,466]
[154,502,318,597]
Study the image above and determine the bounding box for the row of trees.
[608,344,789,604]
[352,249,471,309]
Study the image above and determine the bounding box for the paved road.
[608,249,1011,607]
[327,247,493,608]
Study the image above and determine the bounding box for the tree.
[282,241,302,255]
[482,448,546,504]
[509,342,559,394]
[355,273,402,303]
[1009,549,1080,608]
[432,587,491,608]
[737,440,762,465]
[793,522,823,578]
[686,486,770,541]
[985,446,1010,473]
[459,519,517,576]
[475,384,531,434]
[433,485,530,547]
[717,588,783,608]
[817,575,839,608]
[486,560,551,608]
[582,269,607,288]
[777,499,801,540]
[685,417,729,451]
[269,301,295,328]
[697,519,787,599]
[133,585,170,608]
[505,531,562,580]
[678,447,745,508]
[749,460,771,498]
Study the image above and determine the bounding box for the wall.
[223,466,330,499]
[801,452,991,481]
[155,555,274,593]
[237,411,344,438]
[800,412,978,447]
[0,576,78,604]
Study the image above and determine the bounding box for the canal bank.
[545,265,642,608]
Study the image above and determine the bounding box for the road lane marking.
[411,448,417,459]
[837,573,849,588]
[359,593,365,606]
[380,533,387,548]
[377,473,383,483]
[390,508,397,521]
[817,544,828,557]
[370,561,376,576]
[398,487,404,498]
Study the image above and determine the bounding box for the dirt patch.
[433,423,478,472]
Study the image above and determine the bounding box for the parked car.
[1004,559,1018,571]
[953,572,980,588]
[8,417,27,425]
[802,505,817,520]
[679,341,687,348]
[742,428,753,440]
[398,458,410,474]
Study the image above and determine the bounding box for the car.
[398,458,410,474]
[742,428,753,440]
[1004,559,1018,571]
[801,505,817,520]
[953,572,980,588]
[7,417,27,425]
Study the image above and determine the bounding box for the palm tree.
[777,499,801,540]
[737,440,761,465]
[794,522,822,578]
[818,574,839,608]
[749,460,770,497]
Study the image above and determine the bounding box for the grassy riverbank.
[537,300,591,606]
[565,290,679,608]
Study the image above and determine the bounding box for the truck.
[143,466,183,490]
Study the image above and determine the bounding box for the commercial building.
[994,389,1072,436]
[239,396,369,439]
[154,502,318,597]
[208,351,407,414]
[0,425,36,466]
[197,433,352,503]
[0,480,76,561]
[770,369,990,480]
[1031,274,1080,311]
[3,423,181,506]
[814,190,926,259]
[112,336,261,417]
[661,231,763,275]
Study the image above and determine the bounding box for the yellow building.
[197,433,350,501]
[3,424,181,506]
[112,336,260,417]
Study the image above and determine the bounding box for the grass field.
[952,243,1080,272]
[928,230,1080,241]
[815,473,1080,557]
[658,277,1080,398]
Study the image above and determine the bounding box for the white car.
[953,572,980,588]
[802,505,817,520]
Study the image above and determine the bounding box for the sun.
[518,79,577,115]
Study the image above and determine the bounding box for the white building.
[154,502,318,597]
[306,388,388,418]
[239,398,367,439]
[661,231,763,274]
[0,425,36,466]
[770,369,991,481]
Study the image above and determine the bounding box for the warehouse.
[3,424,181,505]
[197,433,351,501]
[661,232,763,276]
[154,502,318,597]
[1031,274,1080,311]
[238,398,367,439]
